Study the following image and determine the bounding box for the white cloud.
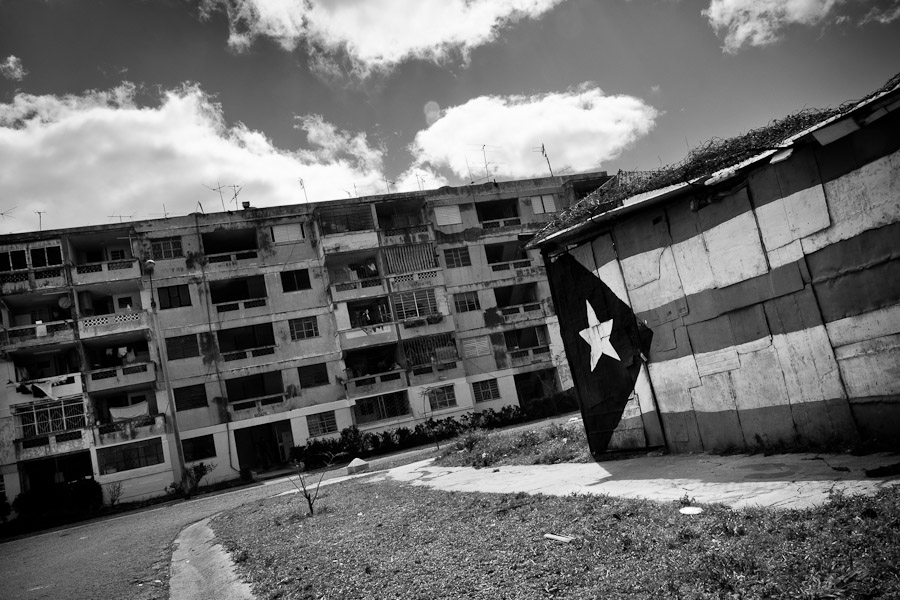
[200,0,565,77]
[860,2,900,25]
[0,84,394,234]
[410,85,658,180]
[0,55,28,81]
[702,0,844,52]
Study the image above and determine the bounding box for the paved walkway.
[171,451,900,599]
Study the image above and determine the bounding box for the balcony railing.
[78,311,148,337]
[206,250,259,264]
[11,373,84,401]
[330,277,386,302]
[344,369,407,398]
[215,297,268,314]
[228,393,285,414]
[94,414,166,446]
[378,224,433,246]
[489,259,532,272]
[498,303,544,322]
[1,268,65,292]
[389,269,440,286]
[15,428,89,460]
[221,345,277,362]
[85,362,156,392]
[481,217,522,229]
[71,258,140,283]
[3,319,74,348]
[508,345,551,366]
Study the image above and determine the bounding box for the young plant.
[105,481,124,507]
[290,453,343,516]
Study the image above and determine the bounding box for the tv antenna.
[203,181,242,211]
[1,206,16,219]
[382,176,394,194]
[415,174,425,191]
[35,211,45,230]
[298,178,309,204]
[107,212,136,223]
[533,143,554,177]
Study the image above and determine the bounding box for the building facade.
[0,171,609,504]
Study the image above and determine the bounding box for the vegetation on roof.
[535,71,900,244]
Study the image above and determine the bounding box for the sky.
[0,0,898,235]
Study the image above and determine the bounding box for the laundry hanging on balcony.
[110,401,149,421]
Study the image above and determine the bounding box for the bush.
[13,478,103,522]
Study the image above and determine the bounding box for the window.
[504,326,548,350]
[166,334,200,360]
[453,291,480,313]
[428,385,457,411]
[307,411,338,437]
[298,363,329,388]
[158,284,191,309]
[271,223,306,244]
[354,391,411,425]
[209,275,267,304]
[473,379,501,403]
[281,269,311,292]
[531,194,557,214]
[109,249,127,260]
[462,336,491,358]
[289,317,319,340]
[433,205,462,226]
[319,205,374,234]
[30,246,63,268]
[0,249,27,272]
[174,384,207,411]
[117,296,133,309]
[15,399,87,437]
[225,371,284,402]
[217,323,275,352]
[444,247,471,269]
[151,237,183,260]
[97,438,165,475]
[182,435,216,462]
[394,288,437,320]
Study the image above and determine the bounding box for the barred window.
[281,269,311,292]
[298,363,329,388]
[30,246,63,268]
[182,435,216,462]
[166,334,200,360]
[151,237,183,260]
[394,288,437,320]
[15,399,87,437]
[428,385,457,411]
[289,317,319,340]
[443,247,471,268]
[97,438,164,475]
[307,411,338,437]
[453,291,480,313]
[354,391,411,425]
[158,284,191,309]
[174,384,207,411]
[473,379,501,403]
[0,249,27,272]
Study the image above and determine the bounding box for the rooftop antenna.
[382,176,394,194]
[203,182,228,212]
[344,190,352,198]
[1,207,16,220]
[226,184,243,208]
[107,212,136,223]
[482,145,490,180]
[162,203,169,218]
[415,173,425,191]
[464,156,474,184]
[196,201,204,214]
[533,143,554,177]
[298,178,309,204]
[35,211,45,231]
[353,183,359,197]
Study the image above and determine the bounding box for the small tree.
[290,453,343,516]
[105,481,124,507]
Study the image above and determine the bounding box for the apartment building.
[0,171,609,504]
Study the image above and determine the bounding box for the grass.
[434,420,593,468]
[212,459,900,600]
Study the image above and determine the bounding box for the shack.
[530,74,900,455]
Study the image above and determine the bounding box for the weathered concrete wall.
[557,115,900,452]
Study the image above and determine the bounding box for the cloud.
[200,0,565,77]
[409,85,658,180]
[0,84,396,233]
[702,0,843,52]
[0,55,28,81]
[860,2,900,25]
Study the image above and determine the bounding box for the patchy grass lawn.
[435,420,593,468]
[212,474,900,600]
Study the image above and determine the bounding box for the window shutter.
[271,223,306,243]
[434,205,462,226]
[462,336,490,358]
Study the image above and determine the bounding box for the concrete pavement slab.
[170,517,254,600]
[384,452,900,509]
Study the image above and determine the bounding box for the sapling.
[290,452,343,516]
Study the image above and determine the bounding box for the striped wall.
[563,111,900,452]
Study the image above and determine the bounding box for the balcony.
[330,277,386,302]
[481,217,522,229]
[2,320,75,350]
[71,258,141,285]
[227,393,286,418]
[344,369,407,399]
[85,362,156,393]
[204,250,259,267]
[497,302,545,324]
[321,230,380,254]
[221,345,277,363]
[15,429,90,461]
[408,361,464,386]
[379,224,434,246]
[340,323,398,351]
[1,267,66,294]
[214,297,268,314]
[490,258,532,273]
[78,311,149,338]
[508,345,552,367]
[388,269,444,292]
[93,414,166,446]
[9,373,84,402]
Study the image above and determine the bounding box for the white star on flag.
[579,300,620,371]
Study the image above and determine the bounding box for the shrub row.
[291,392,579,470]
